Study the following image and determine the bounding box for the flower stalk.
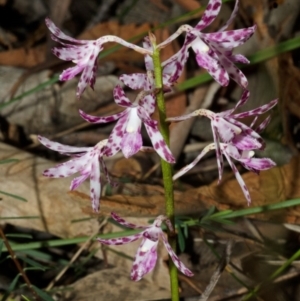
[150,33,179,301]
[40,1,278,297]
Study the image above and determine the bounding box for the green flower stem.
[151,34,179,301]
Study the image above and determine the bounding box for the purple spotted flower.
[174,142,275,204]
[189,0,255,88]
[98,212,194,281]
[172,113,276,204]
[38,136,109,212]
[79,85,175,163]
[46,19,152,98]
[176,142,275,204]
[158,0,256,88]
[167,90,278,181]
[46,18,104,98]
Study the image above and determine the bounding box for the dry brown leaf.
[0,143,99,238]
[110,153,153,180]
[278,53,300,151]
[0,45,45,68]
[150,0,169,12]
[196,154,300,222]
[174,0,201,12]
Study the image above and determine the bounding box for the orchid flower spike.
[98,212,194,281]
[38,136,109,212]
[79,85,175,163]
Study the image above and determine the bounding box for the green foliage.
[16,255,48,271]
[5,234,33,239]
[0,191,27,202]
[175,219,186,253]
[1,274,21,301]
[0,216,39,221]
[32,286,55,301]
[0,159,19,165]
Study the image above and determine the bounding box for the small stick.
[0,227,41,300]
[46,218,107,290]
[198,240,233,301]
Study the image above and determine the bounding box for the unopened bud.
[148,32,157,46]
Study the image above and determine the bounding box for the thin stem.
[99,35,153,55]
[46,232,98,290]
[150,33,179,301]
[156,24,193,49]
[0,227,40,300]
